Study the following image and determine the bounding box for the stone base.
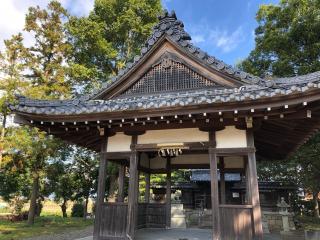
[171,204,186,229]
[305,230,320,240]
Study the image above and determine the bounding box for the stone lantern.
[277,197,290,232]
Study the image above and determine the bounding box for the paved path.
[75,228,282,240]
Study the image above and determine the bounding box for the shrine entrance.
[12,9,320,240]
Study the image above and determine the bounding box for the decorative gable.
[120,53,224,97]
[90,10,271,100]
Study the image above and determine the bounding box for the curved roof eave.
[11,75,320,119]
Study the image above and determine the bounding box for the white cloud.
[208,27,245,53]
[192,34,205,44]
[0,0,94,50]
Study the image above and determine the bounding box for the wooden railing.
[138,203,166,229]
[219,204,253,240]
[99,202,128,239]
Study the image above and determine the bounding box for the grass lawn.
[0,215,93,240]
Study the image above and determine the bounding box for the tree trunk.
[61,199,67,218]
[313,192,320,218]
[35,198,43,217]
[0,112,7,169]
[83,196,89,219]
[27,172,39,225]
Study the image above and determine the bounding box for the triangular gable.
[90,10,266,100]
[120,52,225,97]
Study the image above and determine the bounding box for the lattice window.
[121,58,221,96]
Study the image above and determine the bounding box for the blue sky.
[163,0,279,65]
[0,0,279,66]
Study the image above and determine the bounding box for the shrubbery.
[71,202,84,217]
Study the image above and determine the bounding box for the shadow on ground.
[77,228,282,240]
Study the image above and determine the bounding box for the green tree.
[241,0,320,77]
[20,1,73,224]
[240,0,320,218]
[0,34,28,169]
[0,1,73,225]
[23,0,72,99]
[72,148,98,218]
[0,128,32,213]
[292,135,320,218]
[45,145,75,218]
[2,126,62,223]
[67,0,162,93]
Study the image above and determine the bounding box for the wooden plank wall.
[100,203,128,239]
[137,203,166,229]
[137,203,147,229]
[219,205,253,240]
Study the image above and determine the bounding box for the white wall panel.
[137,128,208,144]
[107,132,131,152]
[216,126,247,148]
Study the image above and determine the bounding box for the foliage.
[45,146,75,217]
[71,148,98,215]
[240,0,320,218]
[66,0,162,93]
[0,216,93,240]
[8,196,27,215]
[240,0,320,77]
[0,0,164,225]
[0,34,29,169]
[257,159,298,183]
[71,203,85,218]
[292,134,320,194]
[23,0,72,99]
[0,1,74,225]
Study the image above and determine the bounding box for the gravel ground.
[23,225,93,240]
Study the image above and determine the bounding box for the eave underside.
[14,96,320,160]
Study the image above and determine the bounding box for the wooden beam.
[118,165,126,203]
[135,142,209,152]
[93,137,108,240]
[213,147,255,156]
[209,131,221,240]
[126,135,139,239]
[247,129,263,239]
[166,157,171,228]
[145,173,150,203]
[220,158,226,205]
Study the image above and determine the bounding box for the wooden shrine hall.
[11,10,320,240]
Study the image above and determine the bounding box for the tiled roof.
[10,10,320,115]
[11,72,320,115]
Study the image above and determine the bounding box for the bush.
[71,202,84,217]
[9,196,26,215]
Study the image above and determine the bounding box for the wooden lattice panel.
[122,58,221,96]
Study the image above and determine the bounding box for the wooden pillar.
[247,129,263,239]
[209,131,221,240]
[220,158,226,204]
[245,160,252,204]
[126,135,139,239]
[166,157,171,228]
[145,173,150,203]
[93,137,108,240]
[118,165,125,202]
